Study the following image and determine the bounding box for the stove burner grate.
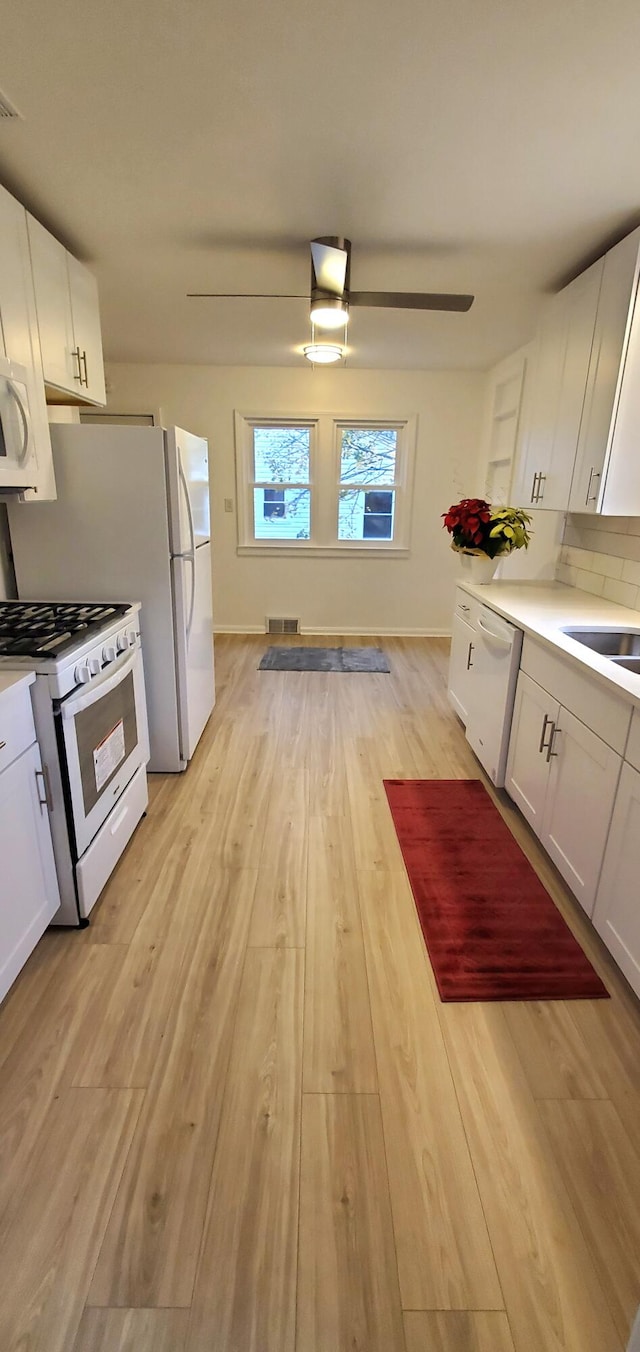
[0,601,131,659]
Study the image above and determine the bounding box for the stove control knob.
[88,657,101,676]
[116,632,129,653]
[74,663,91,684]
[128,630,137,647]
[102,644,118,664]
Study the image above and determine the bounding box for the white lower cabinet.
[541,707,621,916]
[506,672,558,834]
[506,671,621,916]
[448,613,475,724]
[592,763,640,998]
[0,676,60,1005]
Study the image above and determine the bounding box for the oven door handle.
[61,650,138,719]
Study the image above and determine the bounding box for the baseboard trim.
[214,624,451,638]
[214,624,265,634]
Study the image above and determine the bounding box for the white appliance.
[9,424,215,772]
[0,356,40,494]
[0,600,149,926]
[465,605,523,787]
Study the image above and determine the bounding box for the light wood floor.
[1,634,640,1352]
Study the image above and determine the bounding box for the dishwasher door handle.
[477,616,514,647]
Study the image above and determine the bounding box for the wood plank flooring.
[0,632,639,1352]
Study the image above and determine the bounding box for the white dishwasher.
[466,605,523,787]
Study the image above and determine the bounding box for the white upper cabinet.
[0,187,56,500]
[27,214,106,407]
[597,245,640,515]
[27,217,77,393]
[66,254,106,404]
[514,259,603,511]
[569,227,640,514]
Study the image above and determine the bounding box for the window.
[235,413,416,554]
[337,425,398,542]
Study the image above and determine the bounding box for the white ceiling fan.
[187,236,475,325]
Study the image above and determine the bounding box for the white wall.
[105,364,486,634]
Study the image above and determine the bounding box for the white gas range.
[0,600,150,926]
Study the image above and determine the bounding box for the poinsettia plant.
[442,498,532,559]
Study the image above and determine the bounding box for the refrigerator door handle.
[178,450,197,559]
[185,552,196,641]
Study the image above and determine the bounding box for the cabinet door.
[569,229,640,513]
[593,763,640,999]
[515,264,601,511]
[541,707,621,917]
[514,297,564,508]
[27,215,78,395]
[0,741,60,1006]
[600,262,640,514]
[0,189,55,499]
[545,259,603,509]
[447,614,475,724]
[505,672,557,832]
[67,255,106,405]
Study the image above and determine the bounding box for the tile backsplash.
[557,514,640,611]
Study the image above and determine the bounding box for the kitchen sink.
[563,628,640,658]
[609,654,640,673]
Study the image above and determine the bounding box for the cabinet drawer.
[0,681,36,774]
[520,636,631,753]
[455,589,481,628]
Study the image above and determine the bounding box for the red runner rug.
[383,779,609,1002]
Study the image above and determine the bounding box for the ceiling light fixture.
[303,342,344,364]
[310,297,349,329]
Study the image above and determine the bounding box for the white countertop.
[0,669,35,700]
[457,579,640,708]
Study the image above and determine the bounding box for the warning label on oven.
[93,719,125,792]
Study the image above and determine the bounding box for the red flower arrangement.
[442,498,492,551]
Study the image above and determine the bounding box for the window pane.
[338,489,395,541]
[339,427,397,485]
[253,488,311,540]
[254,426,310,484]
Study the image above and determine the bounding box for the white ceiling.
[2,0,640,369]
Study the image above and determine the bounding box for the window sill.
[236,544,410,558]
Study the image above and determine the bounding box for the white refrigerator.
[8,424,215,772]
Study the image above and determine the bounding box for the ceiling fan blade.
[187,292,307,299]
[349,291,474,312]
[310,239,349,297]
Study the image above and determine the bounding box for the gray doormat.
[259,645,391,673]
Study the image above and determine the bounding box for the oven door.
[57,645,150,858]
[0,357,38,488]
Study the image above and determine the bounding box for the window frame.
[332,419,408,552]
[234,411,416,556]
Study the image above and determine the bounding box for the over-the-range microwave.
[0,356,39,494]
